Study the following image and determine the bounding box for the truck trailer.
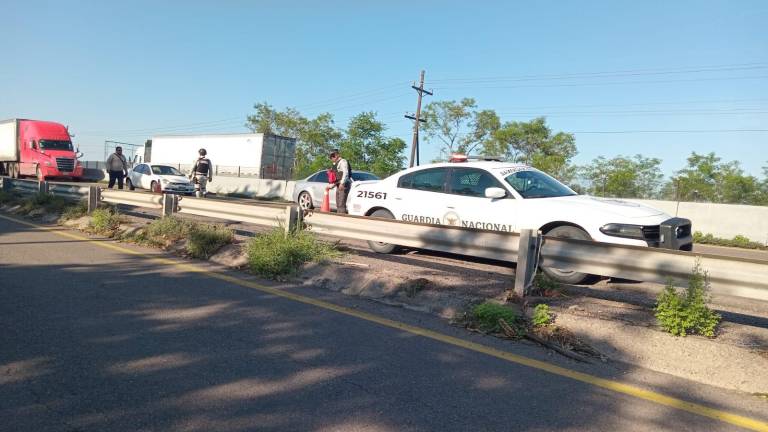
[132,133,296,180]
[0,119,84,180]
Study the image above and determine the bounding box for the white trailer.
[135,133,296,180]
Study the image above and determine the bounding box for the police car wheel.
[541,225,599,285]
[298,191,313,210]
[367,209,400,254]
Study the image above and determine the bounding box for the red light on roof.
[449,153,468,162]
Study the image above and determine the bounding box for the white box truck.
[133,133,296,180]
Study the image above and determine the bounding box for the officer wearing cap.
[189,148,213,198]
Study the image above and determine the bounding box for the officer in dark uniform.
[189,148,213,198]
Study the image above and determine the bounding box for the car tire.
[150,180,159,193]
[542,225,600,285]
[126,178,135,190]
[298,191,313,210]
[367,209,400,254]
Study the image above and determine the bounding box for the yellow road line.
[2,213,767,431]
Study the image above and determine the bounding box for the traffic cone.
[320,189,331,212]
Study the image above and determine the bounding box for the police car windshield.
[152,165,184,176]
[504,170,576,199]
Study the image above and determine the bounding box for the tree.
[482,117,577,182]
[664,152,764,204]
[421,98,478,159]
[579,154,663,198]
[338,112,406,178]
[246,102,342,178]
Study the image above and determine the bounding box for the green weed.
[532,304,553,327]
[60,201,88,221]
[654,261,721,337]
[246,229,340,278]
[89,207,121,236]
[471,301,523,335]
[693,231,766,250]
[187,224,234,259]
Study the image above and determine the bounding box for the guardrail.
[2,176,767,301]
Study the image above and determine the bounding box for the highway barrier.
[2,176,767,301]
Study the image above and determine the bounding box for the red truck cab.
[0,119,84,180]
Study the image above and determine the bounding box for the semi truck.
[0,119,84,180]
[131,133,296,180]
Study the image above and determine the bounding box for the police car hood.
[159,175,191,184]
[542,195,666,219]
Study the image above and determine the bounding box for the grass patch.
[187,224,234,259]
[531,272,563,297]
[21,193,69,214]
[246,229,340,278]
[89,207,122,236]
[60,200,88,221]
[471,301,524,336]
[140,216,191,246]
[0,190,20,205]
[655,261,721,337]
[693,231,767,250]
[532,304,553,327]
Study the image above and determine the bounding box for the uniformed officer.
[326,149,351,214]
[190,148,213,198]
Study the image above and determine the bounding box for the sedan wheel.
[126,178,135,190]
[298,191,313,210]
[367,209,400,254]
[542,225,599,284]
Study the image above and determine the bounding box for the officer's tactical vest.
[195,158,211,176]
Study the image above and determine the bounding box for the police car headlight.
[600,223,645,239]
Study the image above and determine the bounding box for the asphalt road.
[1,215,767,432]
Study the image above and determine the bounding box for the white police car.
[347,156,692,284]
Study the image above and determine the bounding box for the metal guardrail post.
[284,205,300,236]
[513,229,540,298]
[162,194,177,217]
[38,180,49,195]
[87,186,100,214]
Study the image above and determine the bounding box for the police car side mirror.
[485,187,507,199]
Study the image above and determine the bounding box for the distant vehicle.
[0,119,84,180]
[127,163,195,194]
[347,157,692,284]
[131,133,297,180]
[293,170,380,210]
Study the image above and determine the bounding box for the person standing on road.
[326,149,351,214]
[106,146,128,189]
[190,148,213,198]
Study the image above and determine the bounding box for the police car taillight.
[449,153,468,162]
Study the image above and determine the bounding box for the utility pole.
[405,70,432,167]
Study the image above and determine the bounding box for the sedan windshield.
[152,165,184,176]
[504,170,576,198]
[351,172,379,181]
[39,140,73,151]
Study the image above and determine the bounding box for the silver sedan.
[293,170,379,210]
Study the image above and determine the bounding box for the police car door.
[445,167,517,233]
[392,167,450,224]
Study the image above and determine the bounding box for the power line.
[432,75,768,91]
[429,62,768,83]
[571,129,768,134]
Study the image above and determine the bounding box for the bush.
[472,301,522,334]
[246,229,339,278]
[532,272,562,296]
[90,208,121,235]
[187,224,234,259]
[692,231,766,250]
[60,201,88,221]
[0,190,19,205]
[532,304,553,327]
[22,193,68,213]
[142,216,190,245]
[654,261,721,337]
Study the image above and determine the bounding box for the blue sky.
[1,0,766,178]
